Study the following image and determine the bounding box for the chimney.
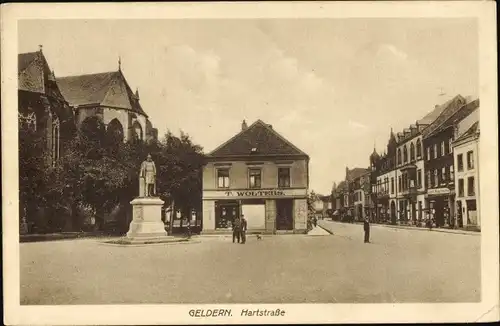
[135,87,140,99]
[38,44,43,53]
[267,124,273,129]
[241,119,248,131]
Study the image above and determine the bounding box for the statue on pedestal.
[139,154,157,197]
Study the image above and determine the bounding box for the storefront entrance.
[215,201,239,229]
[276,199,293,230]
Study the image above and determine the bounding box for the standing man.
[363,217,370,243]
[240,214,248,244]
[232,216,241,243]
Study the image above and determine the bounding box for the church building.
[202,120,310,234]
[56,59,157,143]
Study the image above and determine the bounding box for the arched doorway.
[106,118,124,144]
[390,201,396,224]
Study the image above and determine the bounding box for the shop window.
[467,177,475,196]
[457,154,464,171]
[249,168,262,189]
[467,151,474,170]
[417,169,422,188]
[278,167,290,188]
[458,179,464,197]
[217,169,230,188]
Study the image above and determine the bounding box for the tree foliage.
[19,118,205,234]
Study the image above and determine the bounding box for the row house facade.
[202,120,310,234]
[368,94,480,228]
[422,98,479,227]
[453,116,480,230]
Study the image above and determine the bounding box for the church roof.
[208,119,308,158]
[57,70,148,117]
[18,52,39,74]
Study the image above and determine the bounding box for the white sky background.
[18,19,478,195]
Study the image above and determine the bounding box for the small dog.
[256,234,263,240]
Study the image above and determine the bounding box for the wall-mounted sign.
[428,188,450,196]
[203,188,307,200]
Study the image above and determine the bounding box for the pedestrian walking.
[240,215,248,244]
[232,216,241,243]
[363,217,370,243]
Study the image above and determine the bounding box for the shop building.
[202,120,310,234]
[422,96,478,227]
[452,108,480,230]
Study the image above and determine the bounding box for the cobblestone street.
[21,221,480,304]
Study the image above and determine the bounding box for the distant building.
[202,120,310,234]
[452,114,480,230]
[422,96,478,227]
[56,60,157,143]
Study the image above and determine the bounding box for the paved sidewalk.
[372,223,480,236]
[319,220,480,236]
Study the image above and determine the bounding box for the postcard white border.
[2,1,498,325]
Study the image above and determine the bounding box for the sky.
[18,19,478,195]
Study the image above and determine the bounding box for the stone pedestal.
[124,197,176,244]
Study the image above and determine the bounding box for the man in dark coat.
[363,217,370,243]
[240,215,248,244]
[232,217,241,243]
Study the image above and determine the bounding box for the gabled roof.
[418,95,464,125]
[347,168,370,181]
[426,99,479,138]
[57,70,148,117]
[454,121,479,143]
[422,95,468,138]
[208,119,308,158]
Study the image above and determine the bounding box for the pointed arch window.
[403,145,408,163]
[410,142,415,161]
[416,139,422,159]
[19,110,37,131]
[52,116,61,166]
